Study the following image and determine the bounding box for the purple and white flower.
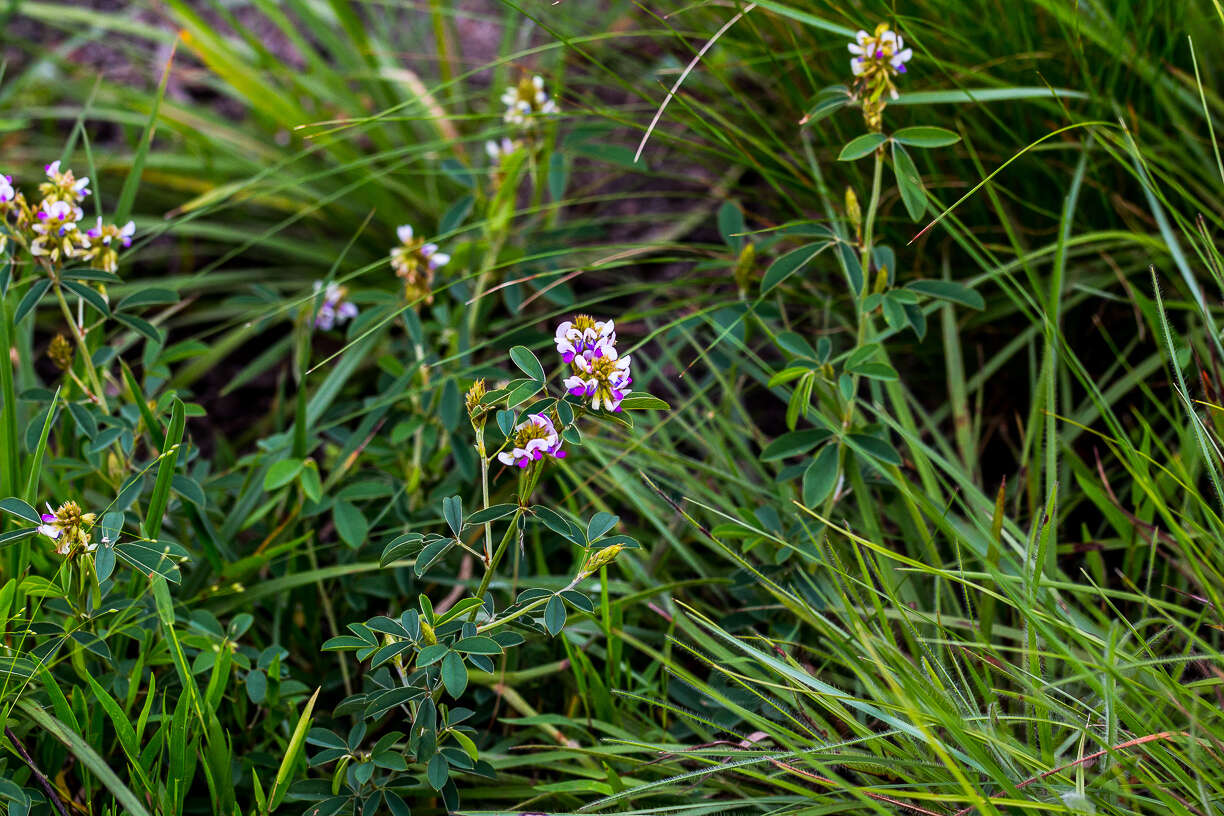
[564,339,632,412]
[0,174,14,204]
[392,224,450,304]
[555,315,616,365]
[497,412,566,468]
[848,26,912,86]
[37,500,97,557]
[42,160,91,203]
[312,280,359,330]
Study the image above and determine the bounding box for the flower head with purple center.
[564,338,632,412]
[555,314,616,365]
[848,24,912,89]
[497,413,566,468]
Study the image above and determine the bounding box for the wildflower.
[311,280,358,330]
[485,137,520,166]
[40,160,91,204]
[501,75,559,128]
[38,500,97,557]
[0,174,14,205]
[848,23,912,130]
[48,333,73,371]
[390,224,450,305]
[30,199,85,262]
[848,25,912,84]
[555,315,616,365]
[82,217,136,274]
[497,413,566,469]
[564,339,632,412]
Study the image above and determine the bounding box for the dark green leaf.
[441,652,468,698]
[15,279,51,323]
[761,429,833,461]
[802,444,840,507]
[891,142,926,222]
[892,125,961,148]
[761,243,831,296]
[846,433,902,466]
[906,279,985,310]
[508,346,545,382]
[544,595,566,637]
[0,498,41,525]
[838,133,888,161]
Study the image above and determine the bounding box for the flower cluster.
[848,24,913,129]
[501,75,559,129]
[312,280,358,330]
[0,163,135,273]
[497,412,566,469]
[556,315,632,412]
[390,224,450,305]
[38,500,97,558]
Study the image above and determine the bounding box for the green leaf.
[300,462,322,503]
[892,141,926,222]
[0,528,37,548]
[586,511,619,542]
[838,133,888,161]
[776,331,817,359]
[245,669,267,703]
[453,636,502,655]
[145,397,185,540]
[846,433,902,467]
[333,501,368,548]
[544,595,566,637]
[466,503,517,525]
[269,688,319,810]
[62,280,111,317]
[15,279,51,323]
[717,201,745,248]
[509,346,546,382]
[441,652,468,698]
[906,279,985,310]
[414,538,454,576]
[761,429,833,461]
[263,458,303,491]
[761,243,831,295]
[426,753,449,791]
[848,362,899,381]
[891,126,961,148]
[442,495,463,536]
[803,443,840,506]
[0,498,41,525]
[416,644,449,667]
[117,288,179,312]
[619,393,670,411]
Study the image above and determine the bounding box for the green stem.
[477,574,581,634]
[468,508,523,621]
[51,280,108,416]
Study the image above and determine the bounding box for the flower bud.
[466,378,489,424]
[845,187,862,242]
[581,544,624,577]
[48,334,74,371]
[733,243,756,296]
[419,619,437,645]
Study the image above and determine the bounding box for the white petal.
[396,224,414,243]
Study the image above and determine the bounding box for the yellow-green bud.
[581,544,624,576]
[733,244,756,296]
[419,619,437,645]
[872,264,889,295]
[845,187,862,242]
